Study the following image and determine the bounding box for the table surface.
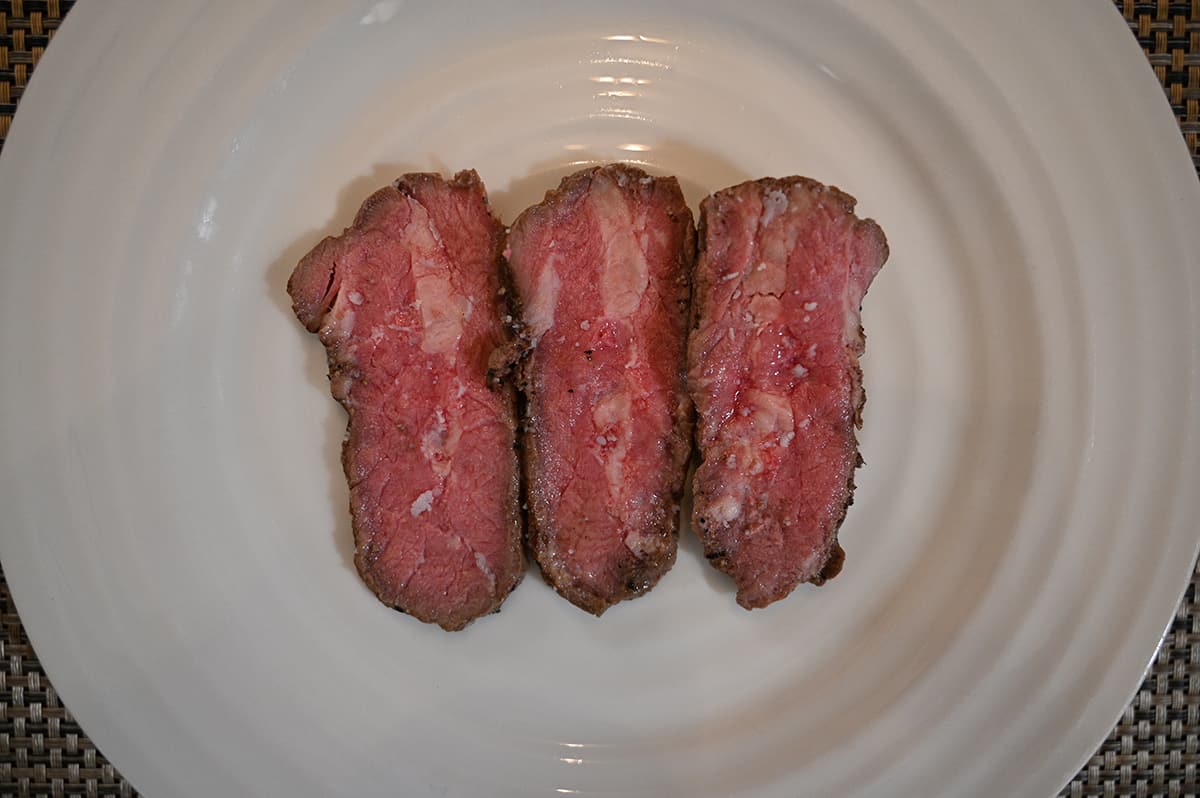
[2,2,1199,796]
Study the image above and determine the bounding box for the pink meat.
[506,165,695,615]
[688,177,888,609]
[287,170,523,631]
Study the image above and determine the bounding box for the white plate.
[2,2,1198,796]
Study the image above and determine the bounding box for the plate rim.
[0,2,1198,796]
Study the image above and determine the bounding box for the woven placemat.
[1,2,1199,796]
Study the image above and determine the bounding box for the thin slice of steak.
[287,170,523,631]
[688,177,888,609]
[506,164,695,615]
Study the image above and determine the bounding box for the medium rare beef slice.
[506,164,695,615]
[287,170,523,631]
[688,177,888,609]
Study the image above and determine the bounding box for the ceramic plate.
[1,2,1198,796]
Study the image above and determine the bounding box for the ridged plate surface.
[0,2,1197,796]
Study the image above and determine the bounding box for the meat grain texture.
[287,171,524,631]
[688,177,888,609]
[506,164,695,615]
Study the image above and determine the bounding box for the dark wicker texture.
[0,1,1198,796]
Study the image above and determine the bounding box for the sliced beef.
[688,177,888,609]
[287,170,523,631]
[506,164,695,615]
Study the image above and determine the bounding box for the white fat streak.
[421,406,460,477]
[407,207,467,357]
[593,175,650,319]
[744,390,796,435]
[798,546,827,580]
[520,252,562,342]
[474,551,495,592]
[592,392,634,514]
[624,526,657,557]
[708,495,741,524]
[410,489,435,517]
[761,189,790,226]
[329,308,355,341]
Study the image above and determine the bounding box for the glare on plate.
[603,34,672,44]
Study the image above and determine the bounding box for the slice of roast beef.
[287,170,523,631]
[688,177,888,609]
[506,164,695,615]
